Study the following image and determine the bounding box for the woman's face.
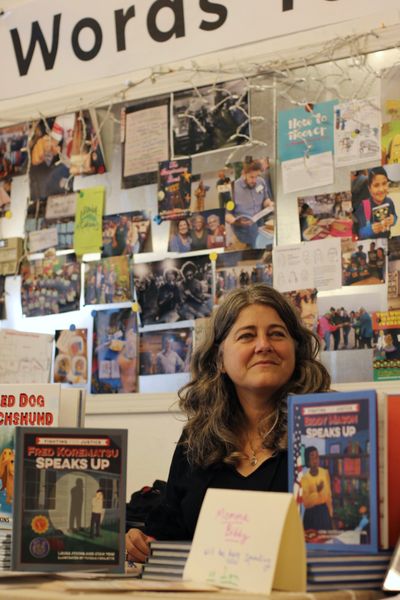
[221,304,296,403]
[178,220,189,235]
[369,174,389,204]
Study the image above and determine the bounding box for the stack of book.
[0,531,11,571]
[141,541,191,581]
[306,550,392,592]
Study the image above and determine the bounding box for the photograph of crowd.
[102,211,152,257]
[283,289,318,332]
[226,158,274,250]
[54,328,88,385]
[157,158,192,219]
[139,328,192,375]
[317,290,383,352]
[388,235,400,310]
[131,256,212,325]
[0,122,29,179]
[20,250,81,317]
[91,307,138,394]
[351,165,400,240]
[298,191,353,241]
[29,110,106,202]
[215,248,273,304]
[84,256,131,305]
[342,238,387,286]
[25,192,77,251]
[168,209,225,252]
[172,79,249,156]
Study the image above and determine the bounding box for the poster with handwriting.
[74,186,104,255]
[183,489,306,594]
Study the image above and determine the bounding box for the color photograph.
[215,248,273,304]
[298,191,352,241]
[341,238,387,286]
[168,209,225,252]
[102,211,152,257]
[0,122,29,179]
[25,192,77,251]
[84,256,131,305]
[54,328,88,385]
[139,327,192,375]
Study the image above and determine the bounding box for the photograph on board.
[25,192,77,252]
[225,157,274,250]
[131,256,212,325]
[388,235,400,310]
[102,211,152,257]
[283,289,318,332]
[341,237,387,286]
[0,122,29,179]
[372,311,400,381]
[84,256,131,305]
[157,158,192,220]
[172,79,249,156]
[20,250,81,317]
[91,307,138,394]
[54,328,88,385]
[215,248,273,304]
[139,327,192,375]
[0,179,12,218]
[168,209,225,252]
[298,191,353,242]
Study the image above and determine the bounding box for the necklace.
[245,437,265,466]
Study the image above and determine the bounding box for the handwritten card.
[73,186,104,255]
[183,489,306,595]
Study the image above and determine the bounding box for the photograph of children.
[168,209,225,253]
[157,158,192,220]
[29,110,106,202]
[298,192,353,242]
[139,328,192,375]
[84,256,131,305]
[342,238,387,286]
[351,165,400,240]
[0,178,12,218]
[215,248,273,304]
[25,192,77,251]
[102,211,152,257]
[388,235,400,310]
[225,157,274,250]
[372,311,400,381]
[283,289,318,332]
[54,329,88,385]
[91,307,138,393]
[172,79,249,156]
[20,250,81,317]
[317,289,383,352]
[0,122,29,179]
[131,256,212,325]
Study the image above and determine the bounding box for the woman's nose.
[254,333,273,353]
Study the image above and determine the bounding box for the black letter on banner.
[115,6,136,52]
[199,0,227,31]
[71,18,102,61]
[10,14,61,76]
[282,0,293,10]
[147,0,185,43]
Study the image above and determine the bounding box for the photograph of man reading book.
[125,283,331,562]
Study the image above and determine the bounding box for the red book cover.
[387,394,400,548]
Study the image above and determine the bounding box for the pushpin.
[69,324,76,331]
[5,210,11,219]
[209,252,218,261]
[131,302,139,312]
[91,310,97,317]
[226,200,235,211]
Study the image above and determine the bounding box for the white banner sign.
[0,0,399,100]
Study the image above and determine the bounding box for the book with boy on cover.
[288,390,378,553]
[0,384,60,531]
[12,427,127,572]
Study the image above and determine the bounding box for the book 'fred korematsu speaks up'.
[12,428,127,573]
[288,390,378,553]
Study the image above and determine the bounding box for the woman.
[168,219,192,253]
[190,214,208,251]
[125,284,331,562]
[302,446,333,531]
[354,166,397,239]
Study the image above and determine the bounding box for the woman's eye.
[237,332,254,340]
[270,330,285,338]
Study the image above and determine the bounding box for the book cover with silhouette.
[288,390,378,553]
[12,427,126,572]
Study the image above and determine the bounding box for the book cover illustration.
[372,311,400,381]
[54,329,88,385]
[0,384,60,529]
[12,427,127,572]
[157,158,192,220]
[288,390,378,553]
